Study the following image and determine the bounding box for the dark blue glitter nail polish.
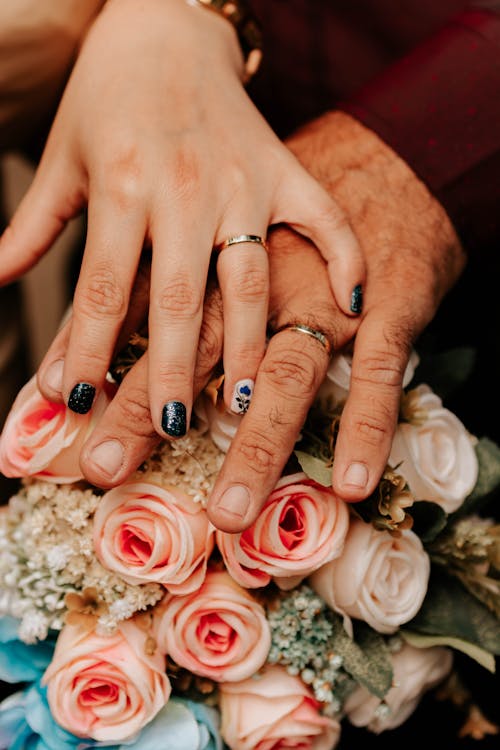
[161,401,187,438]
[68,383,96,414]
[350,284,363,314]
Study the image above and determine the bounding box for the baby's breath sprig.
[0,481,164,642]
[265,585,354,714]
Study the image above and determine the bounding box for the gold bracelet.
[186,0,263,82]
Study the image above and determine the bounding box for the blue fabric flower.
[0,618,55,685]
[0,681,97,750]
[120,698,222,750]
[0,679,222,750]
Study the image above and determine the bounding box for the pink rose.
[219,665,341,750]
[0,375,110,483]
[310,518,430,634]
[93,481,214,594]
[216,475,349,589]
[344,643,453,732]
[42,617,171,742]
[154,569,270,682]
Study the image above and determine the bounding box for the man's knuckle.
[352,348,406,389]
[262,350,318,395]
[76,267,126,320]
[352,411,391,446]
[237,431,279,475]
[117,388,155,437]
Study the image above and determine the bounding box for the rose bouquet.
[0,346,499,749]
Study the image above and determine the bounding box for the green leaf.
[410,501,448,543]
[454,438,500,517]
[294,451,332,487]
[401,630,496,673]
[327,614,393,699]
[408,567,500,655]
[412,347,476,399]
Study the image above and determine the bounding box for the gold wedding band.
[214,234,269,252]
[272,323,333,356]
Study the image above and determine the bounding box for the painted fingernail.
[44,359,64,395]
[89,439,124,478]
[343,462,368,489]
[230,379,254,414]
[161,401,187,438]
[215,485,250,518]
[68,383,96,414]
[350,284,363,314]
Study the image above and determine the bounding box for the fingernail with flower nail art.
[231,379,254,414]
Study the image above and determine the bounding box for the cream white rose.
[389,384,478,512]
[310,518,430,634]
[317,349,420,407]
[344,643,453,732]
[193,393,240,453]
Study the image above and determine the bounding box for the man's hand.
[206,112,465,528]
[35,112,465,533]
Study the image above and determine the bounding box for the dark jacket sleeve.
[339,6,500,254]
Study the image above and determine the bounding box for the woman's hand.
[0,0,364,438]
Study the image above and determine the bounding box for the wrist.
[185,0,263,82]
[101,0,247,80]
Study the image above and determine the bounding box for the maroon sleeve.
[339,8,500,254]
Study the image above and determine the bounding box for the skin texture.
[0,0,364,436]
[36,112,465,532]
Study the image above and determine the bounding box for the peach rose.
[317,350,420,407]
[344,643,453,732]
[310,518,430,634]
[0,375,110,483]
[219,665,341,750]
[389,384,478,513]
[93,481,214,594]
[42,616,171,741]
[154,569,270,682]
[216,475,349,590]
